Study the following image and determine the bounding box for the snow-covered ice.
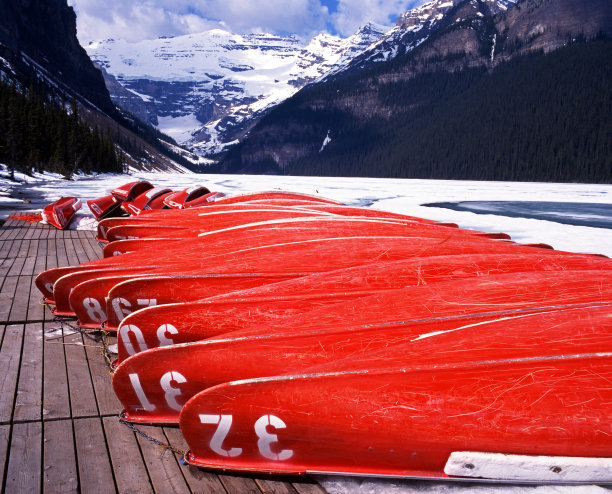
[1,169,610,258]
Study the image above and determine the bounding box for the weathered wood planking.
[0,218,329,494]
[74,417,117,493]
[0,324,24,424]
[43,419,78,492]
[13,323,43,422]
[42,322,72,421]
[4,421,42,493]
[103,416,153,493]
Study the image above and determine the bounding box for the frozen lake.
[2,170,611,258]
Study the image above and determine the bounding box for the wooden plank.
[81,237,102,263]
[73,417,116,494]
[20,255,38,278]
[0,276,18,323]
[71,235,90,265]
[254,478,297,494]
[8,276,32,322]
[26,275,46,323]
[8,239,25,259]
[63,237,82,268]
[7,254,27,276]
[43,419,78,493]
[218,472,263,494]
[4,421,42,493]
[0,325,24,423]
[102,416,153,494]
[43,322,71,420]
[7,222,27,241]
[291,480,327,494]
[161,427,228,494]
[84,335,121,416]
[34,242,48,273]
[7,256,26,276]
[0,424,10,490]
[64,330,99,418]
[135,424,191,494]
[14,323,43,422]
[0,256,15,277]
[3,222,24,241]
[82,236,102,262]
[55,234,70,268]
[26,236,39,257]
[45,234,59,271]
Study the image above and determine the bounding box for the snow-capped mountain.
[323,0,515,79]
[86,23,388,156]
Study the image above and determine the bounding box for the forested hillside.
[220,38,611,183]
[0,81,124,178]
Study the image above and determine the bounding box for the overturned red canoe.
[121,187,173,215]
[181,351,612,480]
[115,303,612,426]
[56,227,569,323]
[41,196,82,230]
[104,251,612,335]
[115,269,612,362]
[110,180,153,202]
[163,185,211,209]
[38,215,501,301]
[86,194,124,220]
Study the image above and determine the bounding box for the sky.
[67,0,430,44]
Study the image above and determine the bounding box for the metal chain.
[118,413,187,457]
[50,317,117,373]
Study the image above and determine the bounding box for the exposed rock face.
[0,0,114,114]
[497,0,612,55]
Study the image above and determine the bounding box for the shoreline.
[0,178,51,218]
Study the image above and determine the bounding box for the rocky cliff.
[0,0,114,113]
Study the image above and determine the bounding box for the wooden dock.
[0,216,327,494]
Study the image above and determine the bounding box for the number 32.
[199,414,293,461]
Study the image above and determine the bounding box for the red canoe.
[115,304,612,427]
[179,304,612,481]
[41,196,82,230]
[121,187,173,215]
[115,269,612,362]
[103,251,612,335]
[37,215,505,302]
[86,194,124,220]
[163,185,211,209]
[110,180,153,202]
[52,228,570,322]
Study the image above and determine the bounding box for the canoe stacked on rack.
[36,187,612,484]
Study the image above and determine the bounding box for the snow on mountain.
[323,0,515,78]
[86,0,517,159]
[86,24,388,156]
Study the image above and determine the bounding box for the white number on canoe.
[160,371,187,411]
[119,324,148,356]
[129,373,155,411]
[83,297,106,322]
[157,323,178,346]
[254,415,294,461]
[198,414,293,460]
[113,298,158,321]
[112,297,132,320]
[199,414,243,457]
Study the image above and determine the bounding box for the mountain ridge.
[215,0,611,183]
[86,22,389,155]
